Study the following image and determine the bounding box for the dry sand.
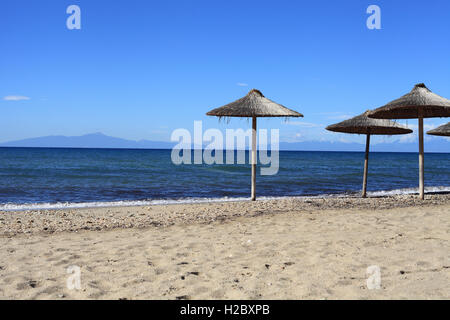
[0,195,449,299]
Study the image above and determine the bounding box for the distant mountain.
[1,132,449,152]
[0,133,174,149]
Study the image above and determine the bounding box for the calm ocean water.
[0,147,449,210]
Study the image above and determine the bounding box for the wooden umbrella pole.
[251,117,257,201]
[418,114,425,200]
[362,133,370,198]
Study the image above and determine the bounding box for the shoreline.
[2,185,450,212]
[1,193,449,237]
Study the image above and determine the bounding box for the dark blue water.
[0,147,449,209]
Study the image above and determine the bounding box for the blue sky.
[1,0,450,147]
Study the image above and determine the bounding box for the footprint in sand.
[16,280,39,290]
[155,268,166,275]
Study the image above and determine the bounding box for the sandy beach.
[0,194,449,300]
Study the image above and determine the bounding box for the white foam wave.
[1,186,449,211]
[367,186,450,197]
[0,197,250,211]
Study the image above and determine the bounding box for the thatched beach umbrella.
[326,111,412,198]
[368,83,450,199]
[206,89,303,201]
[427,122,450,137]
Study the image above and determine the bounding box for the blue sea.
[0,147,449,210]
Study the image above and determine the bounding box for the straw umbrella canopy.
[206,89,303,201]
[326,111,412,198]
[368,83,450,199]
[427,122,450,137]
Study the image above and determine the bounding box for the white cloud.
[397,134,416,143]
[3,95,30,101]
[327,114,354,120]
[236,83,248,87]
[337,137,352,143]
[405,123,436,131]
[311,112,355,120]
[386,122,439,144]
[285,121,322,128]
[388,122,440,143]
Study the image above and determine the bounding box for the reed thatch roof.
[206,89,303,118]
[326,111,413,135]
[427,122,450,137]
[368,83,450,119]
